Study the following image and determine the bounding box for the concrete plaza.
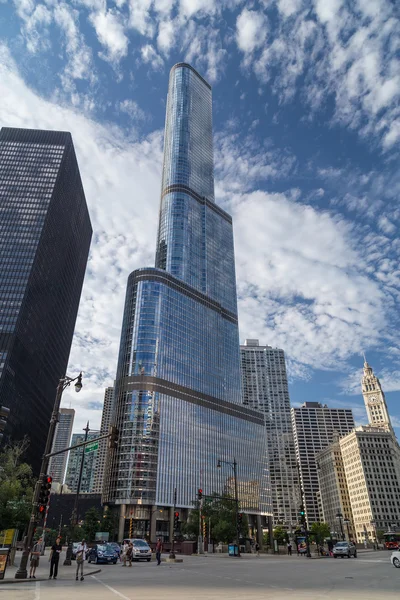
[1,551,399,600]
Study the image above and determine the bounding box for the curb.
[0,568,102,585]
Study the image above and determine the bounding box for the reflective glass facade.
[0,128,92,473]
[105,65,271,524]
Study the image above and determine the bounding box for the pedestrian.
[75,539,87,582]
[121,541,129,566]
[255,542,260,557]
[29,537,43,579]
[155,538,162,566]
[126,542,133,567]
[287,542,292,556]
[49,536,62,579]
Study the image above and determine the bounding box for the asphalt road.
[1,551,399,600]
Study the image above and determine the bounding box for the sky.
[0,0,399,437]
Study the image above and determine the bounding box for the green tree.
[101,508,119,541]
[0,438,34,532]
[181,493,248,544]
[310,522,331,544]
[82,507,101,542]
[273,526,288,545]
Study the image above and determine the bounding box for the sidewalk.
[0,550,101,584]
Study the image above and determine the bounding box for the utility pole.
[169,487,177,559]
[64,421,90,565]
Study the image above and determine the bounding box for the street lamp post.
[15,373,83,579]
[217,458,240,557]
[336,509,345,541]
[64,421,90,565]
[343,518,351,542]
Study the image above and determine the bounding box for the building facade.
[316,434,355,539]
[93,387,114,494]
[340,426,400,542]
[0,128,92,473]
[240,339,298,525]
[291,402,355,525]
[104,64,272,542]
[65,430,100,494]
[48,408,75,484]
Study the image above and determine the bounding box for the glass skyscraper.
[0,127,92,474]
[104,64,271,542]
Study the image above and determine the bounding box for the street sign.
[85,441,99,453]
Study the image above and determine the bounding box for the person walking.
[49,537,62,579]
[126,543,133,567]
[255,542,260,557]
[155,538,162,566]
[121,541,129,566]
[75,539,87,582]
[29,537,43,579]
[287,542,292,556]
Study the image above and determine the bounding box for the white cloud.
[236,8,268,54]
[179,0,217,19]
[90,9,129,63]
[140,43,164,70]
[119,98,147,121]
[157,18,175,55]
[128,0,155,37]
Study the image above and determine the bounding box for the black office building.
[0,128,92,473]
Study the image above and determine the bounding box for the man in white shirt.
[75,539,87,581]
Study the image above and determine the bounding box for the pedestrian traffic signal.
[198,488,203,500]
[174,512,179,529]
[38,474,52,515]
[108,425,119,449]
[0,405,10,442]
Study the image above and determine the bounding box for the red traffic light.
[198,489,202,494]
[174,512,179,517]
[45,476,52,484]
[38,505,45,513]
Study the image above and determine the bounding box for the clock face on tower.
[369,397,377,403]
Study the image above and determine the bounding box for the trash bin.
[228,544,239,557]
[0,549,9,580]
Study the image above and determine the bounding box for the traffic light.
[108,425,119,449]
[0,405,10,443]
[174,511,179,530]
[299,504,306,524]
[38,475,52,515]
[238,513,243,526]
[197,488,203,501]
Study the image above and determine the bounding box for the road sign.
[85,441,99,453]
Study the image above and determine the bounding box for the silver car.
[390,550,400,568]
[333,541,357,558]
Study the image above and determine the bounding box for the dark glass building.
[104,64,271,543]
[0,127,92,473]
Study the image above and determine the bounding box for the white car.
[390,550,400,568]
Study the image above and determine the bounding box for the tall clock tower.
[361,359,393,434]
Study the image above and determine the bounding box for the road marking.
[91,575,131,600]
[34,581,40,600]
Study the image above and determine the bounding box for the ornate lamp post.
[217,458,240,557]
[336,509,345,541]
[15,373,83,579]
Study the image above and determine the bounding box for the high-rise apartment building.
[48,408,75,484]
[65,430,100,493]
[240,339,298,524]
[316,433,355,539]
[291,402,355,524]
[0,128,92,473]
[93,387,114,494]
[104,64,271,543]
[340,426,400,542]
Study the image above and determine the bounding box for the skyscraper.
[0,128,92,473]
[104,64,271,542]
[48,408,75,485]
[240,340,299,525]
[65,430,100,494]
[291,402,355,524]
[93,387,114,494]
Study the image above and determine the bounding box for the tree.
[273,526,288,545]
[101,508,119,541]
[82,507,101,542]
[181,493,248,544]
[310,522,331,545]
[0,438,34,532]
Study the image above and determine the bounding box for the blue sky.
[1,0,399,436]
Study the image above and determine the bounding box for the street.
[1,551,399,600]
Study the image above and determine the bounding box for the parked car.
[87,543,118,564]
[123,539,152,562]
[333,541,357,558]
[390,550,400,568]
[71,542,80,560]
[109,542,121,558]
